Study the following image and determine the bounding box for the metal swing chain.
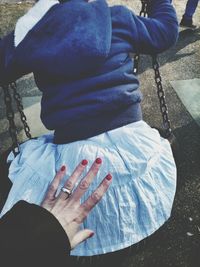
[152,56,172,138]
[139,0,150,17]
[2,84,20,156]
[134,0,172,139]
[10,82,32,140]
[1,82,32,156]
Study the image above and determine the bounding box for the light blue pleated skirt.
[0,121,176,256]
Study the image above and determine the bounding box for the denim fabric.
[0,121,176,256]
[184,0,199,19]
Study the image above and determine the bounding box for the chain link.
[139,0,150,17]
[10,82,32,140]
[1,82,32,156]
[1,85,20,156]
[133,54,140,74]
[133,0,172,139]
[152,56,172,138]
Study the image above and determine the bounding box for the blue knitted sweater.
[0,0,178,143]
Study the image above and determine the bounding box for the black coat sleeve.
[0,201,71,267]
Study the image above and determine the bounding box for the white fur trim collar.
[14,0,59,47]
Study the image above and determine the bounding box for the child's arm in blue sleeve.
[123,0,179,54]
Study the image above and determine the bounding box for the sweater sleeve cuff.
[1,201,71,254]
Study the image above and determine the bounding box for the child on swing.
[0,0,178,256]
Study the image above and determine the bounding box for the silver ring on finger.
[61,187,72,199]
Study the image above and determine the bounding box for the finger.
[44,165,67,201]
[70,230,94,249]
[78,174,112,222]
[71,158,103,202]
[58,159,88,201]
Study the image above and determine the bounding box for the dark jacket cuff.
[0,201,71,265]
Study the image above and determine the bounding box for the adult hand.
[41,158,112,249]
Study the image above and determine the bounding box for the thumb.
[70,229,94,249]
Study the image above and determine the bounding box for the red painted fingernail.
[61,165,66,172]
[81,159,88,166]
[106,174,112,181]
[89,232,95,238]
[95,158,102,164]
